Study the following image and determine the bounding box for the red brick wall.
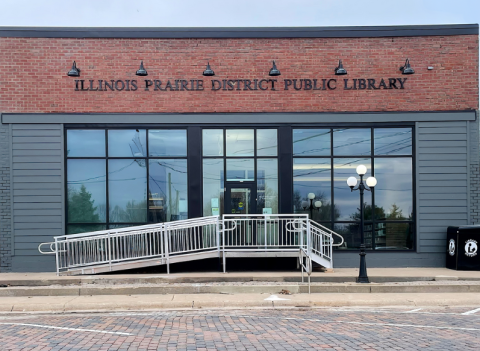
[0,35,478,113]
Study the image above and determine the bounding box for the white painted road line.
[461,307,480,315]
[406,308,423,313]
[0,323,133,336]
[264,295,290,301]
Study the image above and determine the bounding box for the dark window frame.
[64,122,416,252]
[292,126,415,251]
[65,127,189,232]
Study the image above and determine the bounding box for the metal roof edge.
[0,24,478,39]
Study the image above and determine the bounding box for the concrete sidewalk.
[1,292,479,313]
[2,268,480,286]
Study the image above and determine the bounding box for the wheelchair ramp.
[39,215,343,276]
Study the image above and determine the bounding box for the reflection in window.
[293,158,331,221]
[374,128,412,155]
[334,158,371,221]
[257,159,278,214]
[334,223,373,250]
[67,224,107,235]
[257,129,278,156]
[226,159,255,181]
[374,158,412,220]
[108,159,147,223]
[293,129,330,156]
[149,159,188,222]
[108,129,146,157]
[374,222,413,249]
[333,129,371,156]
[67,159,106,223]
[203,129,224,156]
[67,130,105,157]
[203,159,224,217]
[149,130,187,157]
[226,129,254,156]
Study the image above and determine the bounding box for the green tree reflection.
[68,185,101,223]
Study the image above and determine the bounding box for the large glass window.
[67,159,106,223]
[334,158,372,221]
[202,159,224,216]
[149,159,188,222]
[257,159,278,214]
[226,129,254,156]
[293,129,330,156]
[66,129,188,234]
[293,158,331,222]
[333,128,371,156]
[108,159,147,223]
[293,127,414,250]
[203,129,224,157]
[67,130,105,157]
[226,159,255,181]
[149,130,187,157]
[257,129,278,157]
[108,129,147,157]
[203,129,279,215]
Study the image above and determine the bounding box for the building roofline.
[0,24,478,39]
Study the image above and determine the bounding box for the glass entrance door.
[225,183,256,215]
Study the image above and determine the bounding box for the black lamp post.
[347,165,377,283]
[301,192,322,219]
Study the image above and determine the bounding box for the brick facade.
[0,35,478,114]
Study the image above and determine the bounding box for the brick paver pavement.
[0,307,479,350]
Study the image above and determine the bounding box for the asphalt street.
[1,306,479,350]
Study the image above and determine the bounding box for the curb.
[1,292,480,313]
[1,283,480,297]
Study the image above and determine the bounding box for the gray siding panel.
[416,121,469,254]
[11,124,64,272]
[13,149,62,156]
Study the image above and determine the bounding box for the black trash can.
[446,226,480,270]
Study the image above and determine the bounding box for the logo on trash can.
[448,239,456,256]
[464,239,478,257]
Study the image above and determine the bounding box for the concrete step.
[1,281,480,297]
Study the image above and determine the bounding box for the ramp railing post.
[55,237,59,276]
[108,232,112,272]
[216,216,220,256]
[164,224,170,274]
[264,215,267,250]
[222,218,226,273]
[307,219,311,256]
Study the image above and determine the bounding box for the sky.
[0,0,478,28]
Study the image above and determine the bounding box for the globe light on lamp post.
[347,165,377,283]
[302,192,322,219]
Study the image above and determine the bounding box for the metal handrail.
[39,214,343,275]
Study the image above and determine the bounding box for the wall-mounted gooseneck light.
[67,61,80,77]
[136,61,148,76]
[334,60,347,75]
[269,60,281,76]
[400,58,415,75]
[203,62,215,76]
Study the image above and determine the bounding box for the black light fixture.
[301,193,322,219]
[269,60,281,76]
[136,61,148,76]
[400,58,415,75]
[335,59,347,75]
[67,61,80,77]
[203,62,215,76]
